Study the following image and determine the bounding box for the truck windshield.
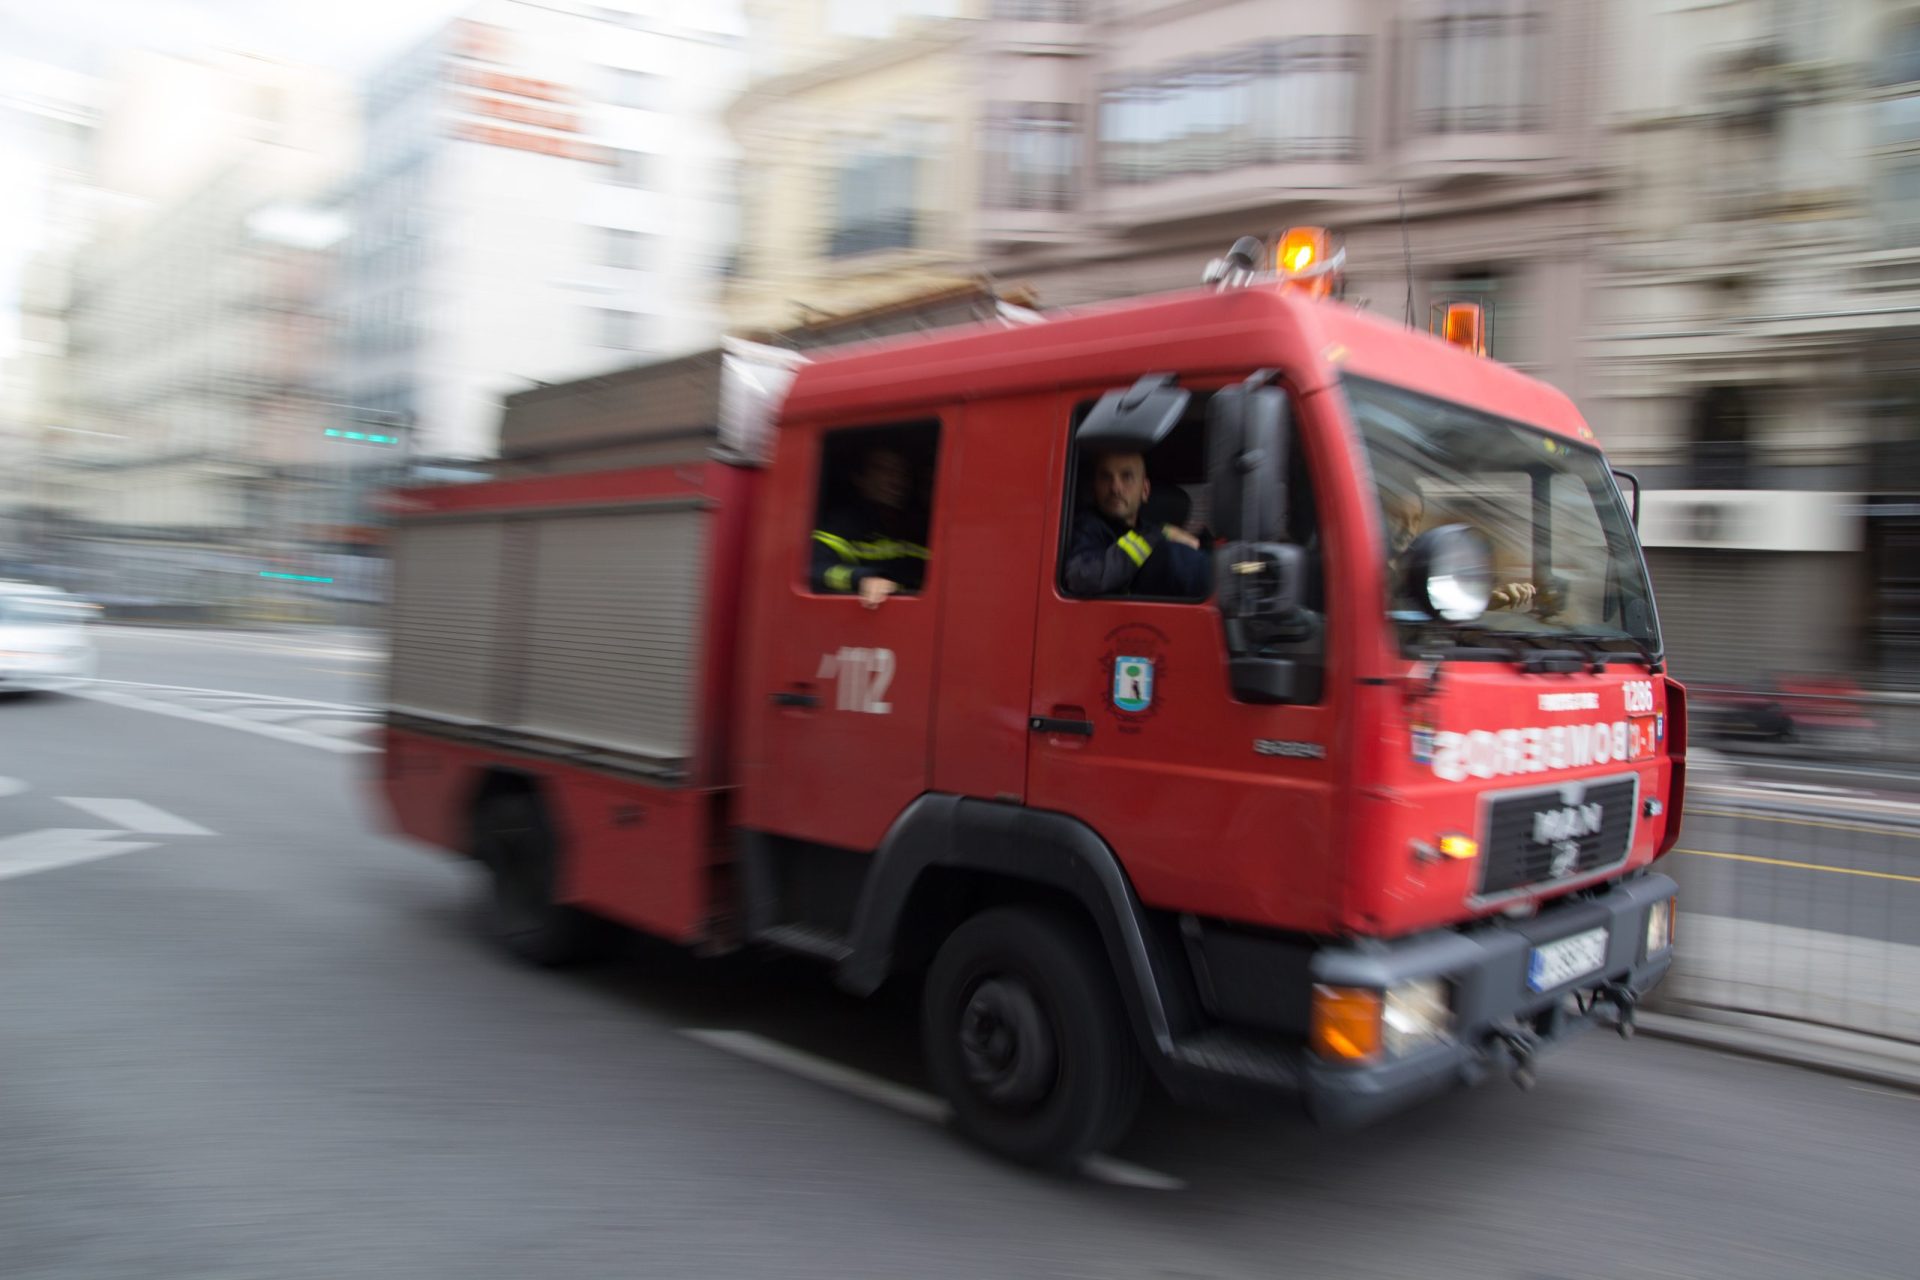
[1346,376,1660,658]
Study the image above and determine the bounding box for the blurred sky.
[0,0,464,73]
[0,0,463,359]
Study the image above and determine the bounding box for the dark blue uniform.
[1064,510,1209,598]
[811,500,929,595]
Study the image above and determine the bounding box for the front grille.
[1479,776,1638,898]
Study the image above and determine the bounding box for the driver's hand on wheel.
[1491,581,1538,611]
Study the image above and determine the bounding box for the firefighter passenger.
[811,445,929,608]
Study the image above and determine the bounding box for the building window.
[1874,20,1920,247]
[603,227,649,269]
[1689,387,1753,490]
[828,126,930,257]
[1099,37,1364,186]
[608,67,662,110]
[827,0,958,39]
[1414,0,1543,135]
[607,149,651,188]
[993,0,1085,18]
[982,103,1078,211]
[595,307,643,350]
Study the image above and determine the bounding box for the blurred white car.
[0,582,99,691]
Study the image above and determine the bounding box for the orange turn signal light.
[1310,984,1383,1063]
[1438,834,1479,861]
[1438,301,1488,356]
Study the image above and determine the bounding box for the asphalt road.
[4,628,1919,1278]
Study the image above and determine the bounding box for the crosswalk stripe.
[68,684,377,754]
[85,678,373,713]
[0,829,159,882]
[56,798,214,835]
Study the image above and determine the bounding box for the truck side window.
[807,421,940,599]
[1059,390,1323,609]
[1058,392,1214,602]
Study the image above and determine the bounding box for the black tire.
[921,905,1145,1171]
[474,790,607,967]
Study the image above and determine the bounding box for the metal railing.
[1653,785,1920,1045]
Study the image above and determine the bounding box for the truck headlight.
[1646,897,1675,955]
[1383,978,1454,1056]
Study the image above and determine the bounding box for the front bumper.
[1153,872,1676,1124]
[1302,871,1677,1129]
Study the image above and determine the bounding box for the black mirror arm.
[1612,468,1642,529]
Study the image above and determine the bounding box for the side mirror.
[1217,541,1317,705]
[1399,524,1493,622]
[1210,374,1319,704]
[1206,375,1287,545]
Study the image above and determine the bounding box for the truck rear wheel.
[921,905,1144,1171]
[474,791,606,967]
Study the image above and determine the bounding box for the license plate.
[1630,715,1659,761]
[1527,927,1610,992]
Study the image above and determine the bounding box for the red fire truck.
[376,233,1682,1169]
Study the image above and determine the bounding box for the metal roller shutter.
[514,505,708,762]
[388,519,512,721]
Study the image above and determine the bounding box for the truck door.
[1025,379,1342,927]
[736,418,947,852]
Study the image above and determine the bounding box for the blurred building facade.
[334,0,748,465]
[1596,0,1920,689]
[41,51,355,609]
[728,0,976,330]
[0,59,102,570]
[732,1,1606,399]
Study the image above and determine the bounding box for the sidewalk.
[1638,1007,1920,1093]
[1652,914,1920,1042]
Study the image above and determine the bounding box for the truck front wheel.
[921,905,1144,1171]
[474,791,606,967]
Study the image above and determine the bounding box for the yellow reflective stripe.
[823,564,854,592]
[1117,531,1152,567]
[817,531,930,562]
[847,538,931,561]
[812,530,857,561]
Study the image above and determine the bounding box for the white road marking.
[680,1028,1186,1191]
[682,1029,947,1122]
[85,678,371,712]
[0,829,158,882]
[1080,1154,1188,1192]
[1849,1086,1920,1102]
[56,797,213,835]
[0,776,24,799]
[67,684,376,754]
[93,627,378,661]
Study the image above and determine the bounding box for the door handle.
[772,691,820,708]
[1029,716,1093,737]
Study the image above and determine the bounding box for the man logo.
[1550,842,1580,879]
[1532,802,1604,846]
